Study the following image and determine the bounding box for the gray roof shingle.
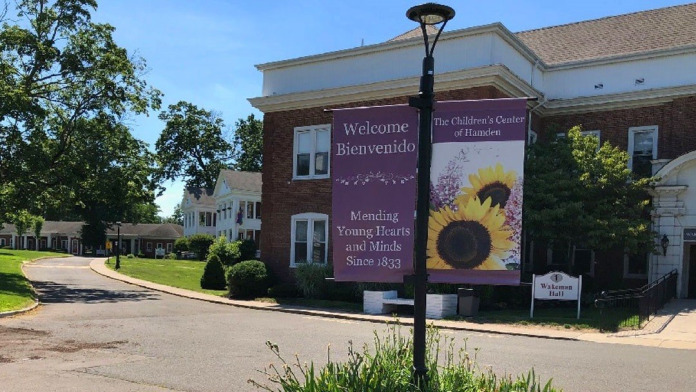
[516,3,696,65]
[184,187,215,207]
[219,170,262,193]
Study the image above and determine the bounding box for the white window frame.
[147,242,153,251]
[293,124,331,180]
[527,130,537,145]
[166,243,173,253]
[290,212,328,267]
[628,126,658,174]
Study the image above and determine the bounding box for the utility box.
[457,288,480,317]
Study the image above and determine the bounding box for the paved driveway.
[2,257,696,392]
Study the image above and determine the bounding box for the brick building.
[0,221,183,257]
[249,4,696,297]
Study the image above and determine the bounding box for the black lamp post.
[115,221,122,270]
[661,234,669,256]
[406,2,455,387]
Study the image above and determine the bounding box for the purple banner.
[332,105,418,282]
[427,99,527,285]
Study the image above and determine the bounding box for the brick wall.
[540,96,696,160]
[261,86,508,281]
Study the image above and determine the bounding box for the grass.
[0,249,67,312]
[255,297,363,312]
[105,256,228,297]
[104,257,640,332]
[459,305,640,332]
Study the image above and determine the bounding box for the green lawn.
[0,250,67,312]
[460,306,640,332]
[105,257,228,297]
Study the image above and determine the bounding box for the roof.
[107,223,184,239]
[515,3,696,66]
[388,25,439,42]
[0,221,83,235]
[219,170,262,193]
[0,221,183,239]
[184,187,215,207]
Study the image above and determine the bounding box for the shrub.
[167,252,177,260]
[267,282,300,298]
[126,254,135,259]
[208,236,241,266]
[174,237,190,252]
[227,260,269,298]
[200,254,227,290]
[250,322,560,391]
[188,233,215,260]
[293,263,332,299]
[239,239,257,260]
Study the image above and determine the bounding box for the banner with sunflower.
[427,98,527,285]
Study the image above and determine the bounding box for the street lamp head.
[406,3,455,26]
[116,221,122,226]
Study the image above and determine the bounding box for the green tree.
[32,216,44,250]
[524,126,654,268]
[154,101,232,189]
[187,233,215,261]
[231,114,263,172]
[162,202,184,225]
[0,0,162,222]
[12,210,35,249]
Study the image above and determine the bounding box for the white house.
[181,187,216,237]
[213,170,262,246]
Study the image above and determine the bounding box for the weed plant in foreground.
[249,321,559,392]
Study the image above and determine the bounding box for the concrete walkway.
[89,258,696,350]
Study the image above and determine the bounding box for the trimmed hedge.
[227,260,269,298]
[200,254,226,290]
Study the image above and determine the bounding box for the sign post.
[531,271,582,319]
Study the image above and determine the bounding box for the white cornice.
[249,65,542,113]
[546,45,696,70]
[541,84,696,116]
[256,23,545,72]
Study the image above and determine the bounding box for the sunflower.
[455,163,516,209]
[427,197,514,270]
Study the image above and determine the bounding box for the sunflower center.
[476,181,510,208]
[436,220,491,269]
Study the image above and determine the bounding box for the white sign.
[530,271,582,319]
[155,248,165,258]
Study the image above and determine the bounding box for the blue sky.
[91,0,691,217]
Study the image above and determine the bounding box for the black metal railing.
[594,269,678,330]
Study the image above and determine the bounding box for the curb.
[89,258,582,341]
[0,255,62,318]
[0,300,39,319]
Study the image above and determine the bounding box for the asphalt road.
[1,256,696,391]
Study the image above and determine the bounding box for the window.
[628,126,658,177]
[290,213,328,266]
[223,203,227,220]
[0,238,5,246]
[572,246,594,276]
[255,202,261,219]
[293,125,331,179]
[147,242,152,251]
[157,243,163,249]
[166,243,173,253]
[625,252,648,278]
[61,240,67,250]
[199,212,206,225]
[246,201,253,219]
